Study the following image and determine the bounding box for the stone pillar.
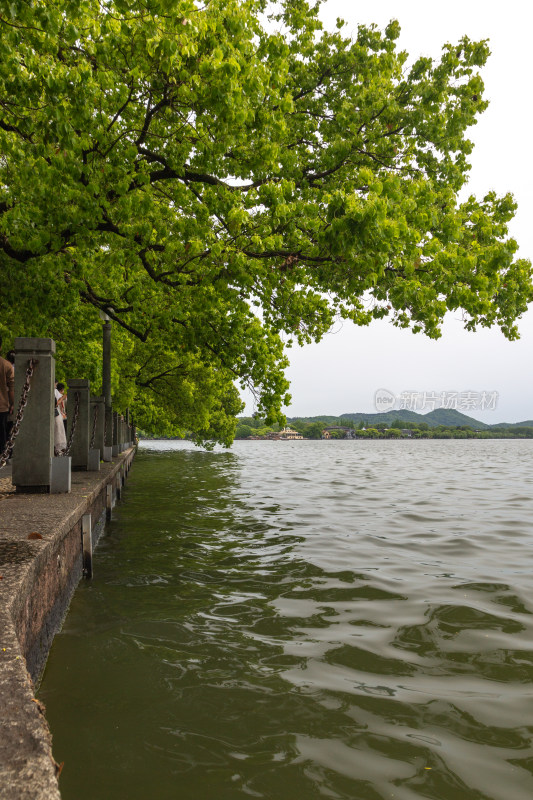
[51,456,71,493]
[12,338,55,492]
[103,405,113,461]
[88,395,104,471]
[125,408,131,447]
[67,379,90,470]
[112,411,119,456]
[91,395,105,454]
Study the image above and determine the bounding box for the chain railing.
[0,359,38,469]
[89,404,98,450]
[61,391,80,457]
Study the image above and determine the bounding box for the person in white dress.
[54,383,67,455]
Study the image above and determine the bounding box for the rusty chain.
[62,391,80,456]
[89,404,98,450]
[0,358,37,469]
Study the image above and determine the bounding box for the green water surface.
[38,441,533,800]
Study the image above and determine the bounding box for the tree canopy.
[1,0,531,444]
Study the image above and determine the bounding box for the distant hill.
[285,408,522,429]
[287,410,422,426]
[424,409,491,429]
[285,415,342,425]
[276,409,533,430]
[333,409,425,425]
[246,408,533,433]
[490,420,533,429]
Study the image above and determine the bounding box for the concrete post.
[88,395,104,471]
[103,405,113,461]
[12,338,55,492]
[67,379,90,470]
[91,395,105,453]
[112,411,119,456]
[120,415,125,452]
[50,456,71,493]
[125,408,131,447]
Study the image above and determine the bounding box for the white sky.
[243,0,533,424]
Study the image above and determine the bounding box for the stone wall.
[0,448,134,800]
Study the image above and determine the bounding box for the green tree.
[290,419,308,434]
[1,0,532,444]
[254,425,274,438]
[391,419,416,430]
[235,424,253,439]
[305,421,326,439]
[453,429,468,438]
[386,427,403,437]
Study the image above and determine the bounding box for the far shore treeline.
[140,408,533,441]
[235,409,533,440]
[2,0,532,446]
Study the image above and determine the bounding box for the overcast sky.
[243,0,533,424]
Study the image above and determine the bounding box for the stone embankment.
[0,448,135,800]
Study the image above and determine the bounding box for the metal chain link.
[0,358,37,469]
[62,391,80,456]
[89,404,98,450]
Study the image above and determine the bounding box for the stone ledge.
[0,448,135,800]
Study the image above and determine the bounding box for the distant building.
[322,426,356,439]
[279,426,303,440]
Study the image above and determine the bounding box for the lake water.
[38,439,533,800]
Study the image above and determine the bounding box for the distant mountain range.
[287,408,533,430]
